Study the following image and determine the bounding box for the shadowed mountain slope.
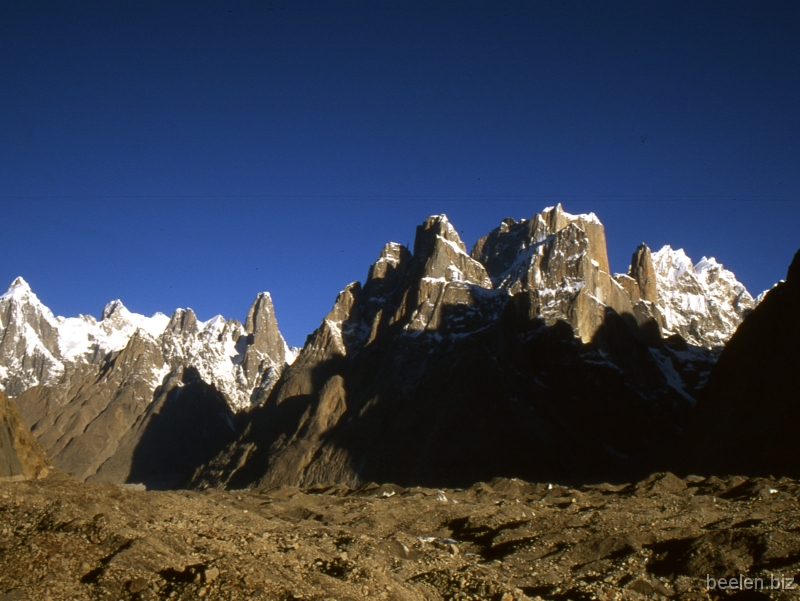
[685,249,800,477]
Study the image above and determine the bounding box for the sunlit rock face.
[0,391,51,481]
[195,206,744,491]
[472,204,662,344]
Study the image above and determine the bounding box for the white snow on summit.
[0,277,292,411]
[0,277,59,327]
[542,206,602,225]
[652,246,754,347]
[57,302,170,361]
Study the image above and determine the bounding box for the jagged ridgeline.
[191,205,754,490]
[0,205,757,489]
[0,281,297,489]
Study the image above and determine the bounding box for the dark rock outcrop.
[630,243,658,304]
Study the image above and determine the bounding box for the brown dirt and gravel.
[2,472,800,600]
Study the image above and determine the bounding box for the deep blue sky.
[1,2,798,346]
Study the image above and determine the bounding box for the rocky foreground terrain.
[3,471,800,601]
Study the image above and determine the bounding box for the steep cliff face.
[472,204,657,344]
[194,207,724,491]
[0,391,50,480]
[685,249,800,477]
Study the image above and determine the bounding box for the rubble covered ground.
[1,472,800,600]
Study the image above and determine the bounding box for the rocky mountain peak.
[238,293,289,394]
[101,299,126,321]
[3,276,32,298]
[166,308,199,337]
[366,242,412,285]
[286,282,364,371]
[2,208,772,493]
[0,278,64,396]
[244,293,286,366]
[472,205,610,291]
[413,215,466,258]
[629,243,658,304]
[541,204,610,273]
[0,277,294,414]
[0,277,57,326]
[413,215,492,288]
[197,206,740,492]
[470,205,634,342]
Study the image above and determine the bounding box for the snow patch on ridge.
[542,205,602,225]
[57,308,170,361]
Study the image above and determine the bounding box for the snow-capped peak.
[0,279,294,411]
[651,246,754,348]
[101,299,127,320]
[2,277,38,307]
[652,245,694,283]
[0,277,64,393]
[0,277,59,327]
[542,203,602,225]
[2,276,32,298]
[200,314,227,333]
[57,302,170,361]
[694,256,720,273]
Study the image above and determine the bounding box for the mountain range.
[0,204,774,489]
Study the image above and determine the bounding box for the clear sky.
[1,2,798,347]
